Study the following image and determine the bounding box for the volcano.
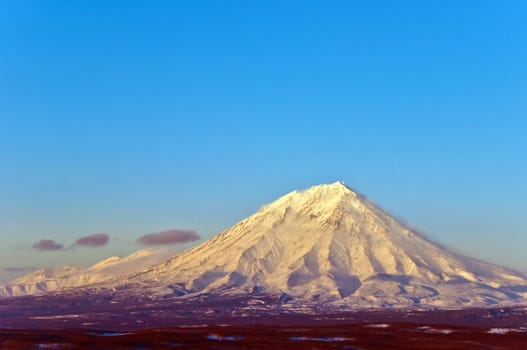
[2,182,527,308]
[123,181,527,307]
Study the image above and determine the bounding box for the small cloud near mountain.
[74,233,110,248]
[137,229,200,246]
[32,239,64,252]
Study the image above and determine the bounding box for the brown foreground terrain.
[0,292,526,349]
[1,322,527,349]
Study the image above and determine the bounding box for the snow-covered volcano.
[3,182,527,308]
[127,182,527,307]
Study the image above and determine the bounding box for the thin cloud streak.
[32,239,63,252]
[137,229,200,246]
[75,233,109,248]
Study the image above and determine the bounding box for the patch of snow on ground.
[206,334,241,341]
[289,336,353,342]
[417,326,454,334]
[94,332,131,337]
[487,327,527,334]
[488,328,511,334]
[31,314,82,320]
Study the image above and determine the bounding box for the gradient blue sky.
[1,1,526,282]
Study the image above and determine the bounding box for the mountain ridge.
[2,182,527,309]
[0,249,171,298]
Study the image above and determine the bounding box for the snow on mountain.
[0,249,171,298]
[2,182,527,308]
[127,181,527,307]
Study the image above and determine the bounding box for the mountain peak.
[282,181,364,211]
[259,181,357,216]
[310,181,354,194]
[330,180,348,188]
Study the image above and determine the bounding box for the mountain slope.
[127,182,527,307]
[0,249,170,298]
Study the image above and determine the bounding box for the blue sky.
[1,1,526,282]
